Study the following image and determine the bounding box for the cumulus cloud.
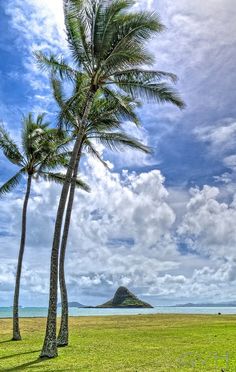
[2,155,236,306]
[0,156,182,305]
[178,185,236,258]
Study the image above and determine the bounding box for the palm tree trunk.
[40,88,95,359]
[12,174,32,341]
[57,150,81,347]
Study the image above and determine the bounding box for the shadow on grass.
[0,340,12,344]
[5,358,44,371]
[0,350,40,361]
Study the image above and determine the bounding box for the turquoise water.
[1,306,236,318]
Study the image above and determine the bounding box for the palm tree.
[50,76,151,347]
[0,113,89,341]
[36,0,185,358]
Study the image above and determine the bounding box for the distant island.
[97,286,153,308]
[173,301,236,307]
[58,302,87,308]
[57,287,153,309]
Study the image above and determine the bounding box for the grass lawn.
[0,314,236,371]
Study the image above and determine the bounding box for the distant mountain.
[97,286,153,308]
[174,301,236,307]
[58,302,86,308]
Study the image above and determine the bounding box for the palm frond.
[34,51,77,81]
[36,133,74,172]
[36,113,48,126]
[94,0,134,64]
[96,10,164,73]
[39,154,70,172]
[66,1,93,72]
[90,131,151,154]
[0,170,23,197]
[50,77,77,130]
[115,10,164,45]
[40,172,90,192]
[112,69,177,83]
[101,44,154,76]
[74,177,91,192]
[53,77,91,129]
[101,88,140,125]
[50,77,67,109]
[86,117,121,134]
[84,139,110,169]
[21,113,50,159]
[114,81,185,108]
[0,125,24,166]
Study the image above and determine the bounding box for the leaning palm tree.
[36,0,185,358]
[0,113,89,341]
[50,75,151,347]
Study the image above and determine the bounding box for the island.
[173,301,236,307]
[58,302,87,308]
[97,286,153,308]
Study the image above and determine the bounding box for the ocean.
[1,306,236,318]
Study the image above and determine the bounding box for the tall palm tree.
[50,76,151,347]
[0,113,89,341]
[36,0,185,358]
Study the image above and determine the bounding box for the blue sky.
[1,0,236,307]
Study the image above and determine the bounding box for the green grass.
[0,314,236,371]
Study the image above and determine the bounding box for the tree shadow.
[0,340,12,344]
[5,358,44,371]
[0,350,40,361]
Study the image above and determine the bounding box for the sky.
[0,0,236,307]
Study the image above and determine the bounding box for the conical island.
[97,286,153,308]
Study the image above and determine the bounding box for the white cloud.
[4,0,67,117]
[213,173,232,185]
[178,185,236,258]
[2,154,236,306]
[224,155,236,171]
[195,119,236,183]
[195,119,236,153]
[0,155,180,305]
[6,0,66,52]
[143,0,236,127]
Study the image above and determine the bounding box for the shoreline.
[1,312,236,321]
[2,306,236,319]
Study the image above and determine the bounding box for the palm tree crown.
[0,113,89,196]
[36,0,185,112]
[51,74,151,160]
